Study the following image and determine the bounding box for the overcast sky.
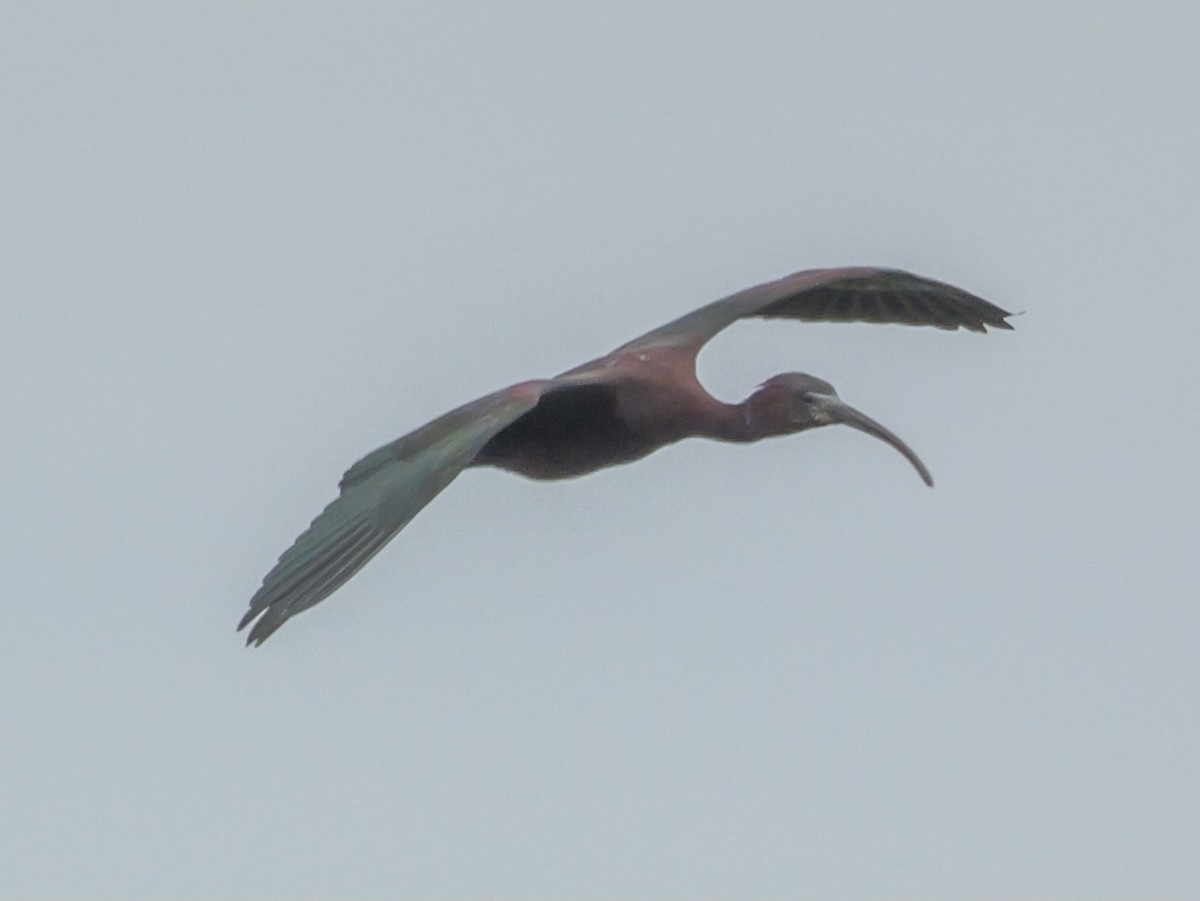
[2,1,1197,898]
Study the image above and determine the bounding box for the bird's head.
[751,373,934,486]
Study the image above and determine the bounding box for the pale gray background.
[2,1,1197,898]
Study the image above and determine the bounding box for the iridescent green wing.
[618,267,1012,355]
[239,382,548,645]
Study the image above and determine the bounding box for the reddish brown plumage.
[239,266,1012,644]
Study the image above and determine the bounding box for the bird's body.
[475,354,723,479]
[240,266,1012,645]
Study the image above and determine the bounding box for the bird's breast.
[472,381,676,480]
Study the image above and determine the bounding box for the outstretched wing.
[617,267,1013,356]
[238,382,549,645]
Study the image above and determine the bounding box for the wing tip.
[237,607,283,647]
[991,308,1022,331]
[973,310,1016,333]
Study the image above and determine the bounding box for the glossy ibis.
[239,266,1011,644]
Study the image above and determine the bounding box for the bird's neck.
[700,388,798,444]
[700,396,785,444]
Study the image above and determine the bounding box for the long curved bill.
[818,397,934,487]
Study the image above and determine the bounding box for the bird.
[239,266,1012,645]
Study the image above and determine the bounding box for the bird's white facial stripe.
[800,393,839,425]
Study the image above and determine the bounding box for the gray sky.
[2,1,1197,897]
